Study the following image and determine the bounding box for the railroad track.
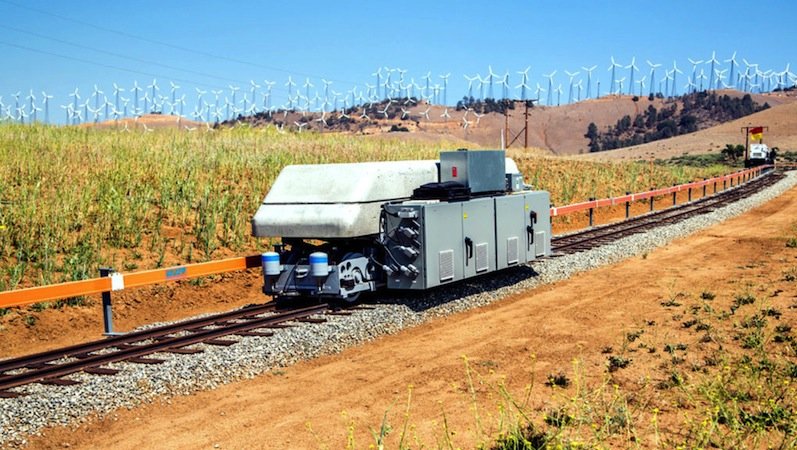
[0,170,783,398]
[551,170,784,255]
[0,302,363,398]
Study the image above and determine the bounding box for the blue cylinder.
[309,252,329,278]
[262,252,281,276]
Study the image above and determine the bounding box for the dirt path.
[23,185,797,449]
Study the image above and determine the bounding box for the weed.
[700,291,716,301]
[731,292,756,313]
[626,329,644,342]
[23,315,37,327]
[544,373,570,388]
[786,237,797,248]
[607,355,631,372]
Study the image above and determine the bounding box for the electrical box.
[440,150,506,193]
[382,190,550,291]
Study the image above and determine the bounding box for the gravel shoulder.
[5,172,797,449]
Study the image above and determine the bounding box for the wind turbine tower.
[707,51,720,92]
[671,61,683,97]
[440,73,450,105]
[687,58,703,93]
[544,71,556,105]
[724,52,738,90]
[515,66,530,100]
[608,57,622,95]
[626,57,638,95]
[646,60,661,95]
[564,70,579,104]
[581,65,597,99]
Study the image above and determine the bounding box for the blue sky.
[1,0,795,122]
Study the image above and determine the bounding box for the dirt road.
[26,185,797,449]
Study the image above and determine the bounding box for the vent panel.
[439,249,454,282]
[475,242,489,273]
[506,236,519,265]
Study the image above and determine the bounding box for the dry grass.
[0,123,722,291]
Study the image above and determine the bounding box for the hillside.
[581,100,797,161]
[221,89,795,156]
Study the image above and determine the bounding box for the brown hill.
[580,100,797,161]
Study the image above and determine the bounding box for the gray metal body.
[440,150,506,193]
[382,190,550,290]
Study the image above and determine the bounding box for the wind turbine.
[285,77,296,108]
[26,90,36,122]
[534,83,545,103]
[302,78,314,104]
[421,72,432,101]
[516,66,531,100]
[169,82,180,114]
[91,85,104,119]
[439,73,450,105]
[636,76,646,96]
[616,77,626,95]
[724,52,738,90]
[500,72,510,99]
[68,88,80,120]
[626,57,638,95]
[564,70,580,104]
[112,83,124,115]
[131,82,142,115]
[41,91,53,123]
[229,85,240,117]
[581,65,597,99]
[646,60,661,95]
[486,66,499,99]
[147,79,159,111]
[465,74,479,99]
[706,51,720,92]
[608,56,622,95]
[544,71,556,105]
[555,84,563,106]
[371,68,382,99]
[687,58,703,93]
[671,61,683,97]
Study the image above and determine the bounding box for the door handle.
[464,237,473,265]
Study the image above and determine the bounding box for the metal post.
[99,267,118,336]
[672,184,677,206]
[650,188,655,212]
[703,178,707,198]
[723,179,727,190]
[714,181,717,194]
[524,101,530,148]
[588,197,595,227]
[625,191,631,218]
[688,187,692,202]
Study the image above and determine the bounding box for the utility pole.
[506,99,537,149]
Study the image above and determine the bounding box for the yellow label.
[463,213,468,219]
[525,205,529,210]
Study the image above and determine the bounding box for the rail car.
[251,149,551,302]
[745,143,776,168]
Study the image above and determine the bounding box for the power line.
[0,0,359,85]
[0,24,254,88]
[0,40,228,91]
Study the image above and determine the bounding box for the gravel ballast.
[2,171,795,447]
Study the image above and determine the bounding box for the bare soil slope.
[582,99,797,161]
[25,185,797,449]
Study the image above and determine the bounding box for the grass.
[336,284,797,449]
[0,123,726,293]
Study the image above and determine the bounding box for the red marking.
[452,166,458,177]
